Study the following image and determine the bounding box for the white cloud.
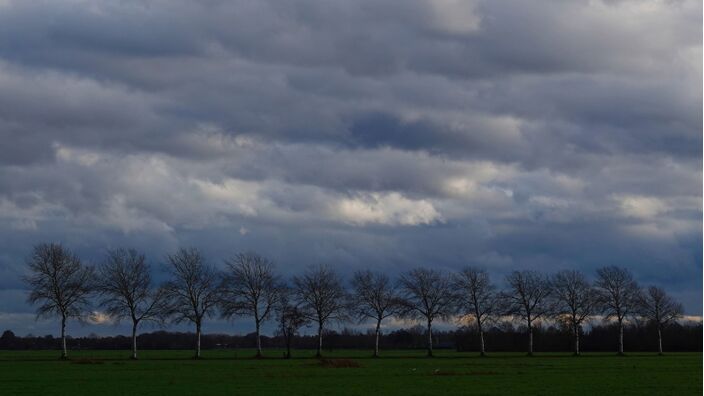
[616,195,669,219]
[426,0,481,34]
[99,195,174,234]
[54,143,102,166]
[0,196,66,231]
[193,178,261,217]
[332,192,442,226]
[88,311,113,325]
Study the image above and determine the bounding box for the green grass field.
[0,349,700,395]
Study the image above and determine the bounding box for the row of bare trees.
[24,243,684,360]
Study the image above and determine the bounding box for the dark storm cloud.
[0,0,700,334]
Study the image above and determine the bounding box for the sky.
[0,0,701,337]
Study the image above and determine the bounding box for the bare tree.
[219,252,281,357]
[351,270,402,357]
[292,265,348,358]
[96,248,166,359]
[550,270,597,356]
[594,265,641,355]
[453,267,498,356]
[162,248,219,359]
[276,287,309,359]
[502,270,551,356]
[397,268,455,357]
[24,243,94,359]
[639,286,683,355]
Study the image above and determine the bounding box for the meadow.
[0,349,700,395]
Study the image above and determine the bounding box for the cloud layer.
[0,0,700,334]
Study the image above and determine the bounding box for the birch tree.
[292,265,348,358]
[351,270,402,357]
[24,243,94,359]
[96,248,166,359]
[453,267,498,356]
[594,266,641,355]
[162,248,219,359]
[639,285,683,355]
[219,252,281,357]
[502,270,551,356]
[397,268,454,357]
[550,270,597,356]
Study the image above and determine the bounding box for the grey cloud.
[0,0,700,334]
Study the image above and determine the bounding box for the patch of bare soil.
[317,359,361,368]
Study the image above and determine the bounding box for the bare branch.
[275,286,310,359]
[96,248,166,359]
[351,270,402,357]
[219,252,281,356]
[594,266,641,323]
[452,267,497,355]
[594,265,642,355]
[292,264,348,357]
[550,269,597,355]
[23,243,94,358]
[453,267,498,328]
[501,270,551,355]
[161,247,219,358]
[397,268,454,357]
[639,285,683,327]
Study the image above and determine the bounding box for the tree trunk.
[617,320,624,355]
[131,322,138,360]
[374,319,381,358]
[426,320,433,357]
[255,321,262,357]
[657,326,663,355]
[286,335,292,359]
[573,323,580,356]
[527,323,533,356]
[478,322,485,357]
[60,315,67,360]
[195,322,202,359]
[316,324,323,358]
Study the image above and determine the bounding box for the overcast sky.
[0,0,701,336]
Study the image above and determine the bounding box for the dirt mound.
[318,359,361,368]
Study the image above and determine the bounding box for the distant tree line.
[1,322,701,353]
[20,242,695,359]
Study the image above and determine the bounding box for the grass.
[0,349,700,395]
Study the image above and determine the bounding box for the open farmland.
[0,350,700,395]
